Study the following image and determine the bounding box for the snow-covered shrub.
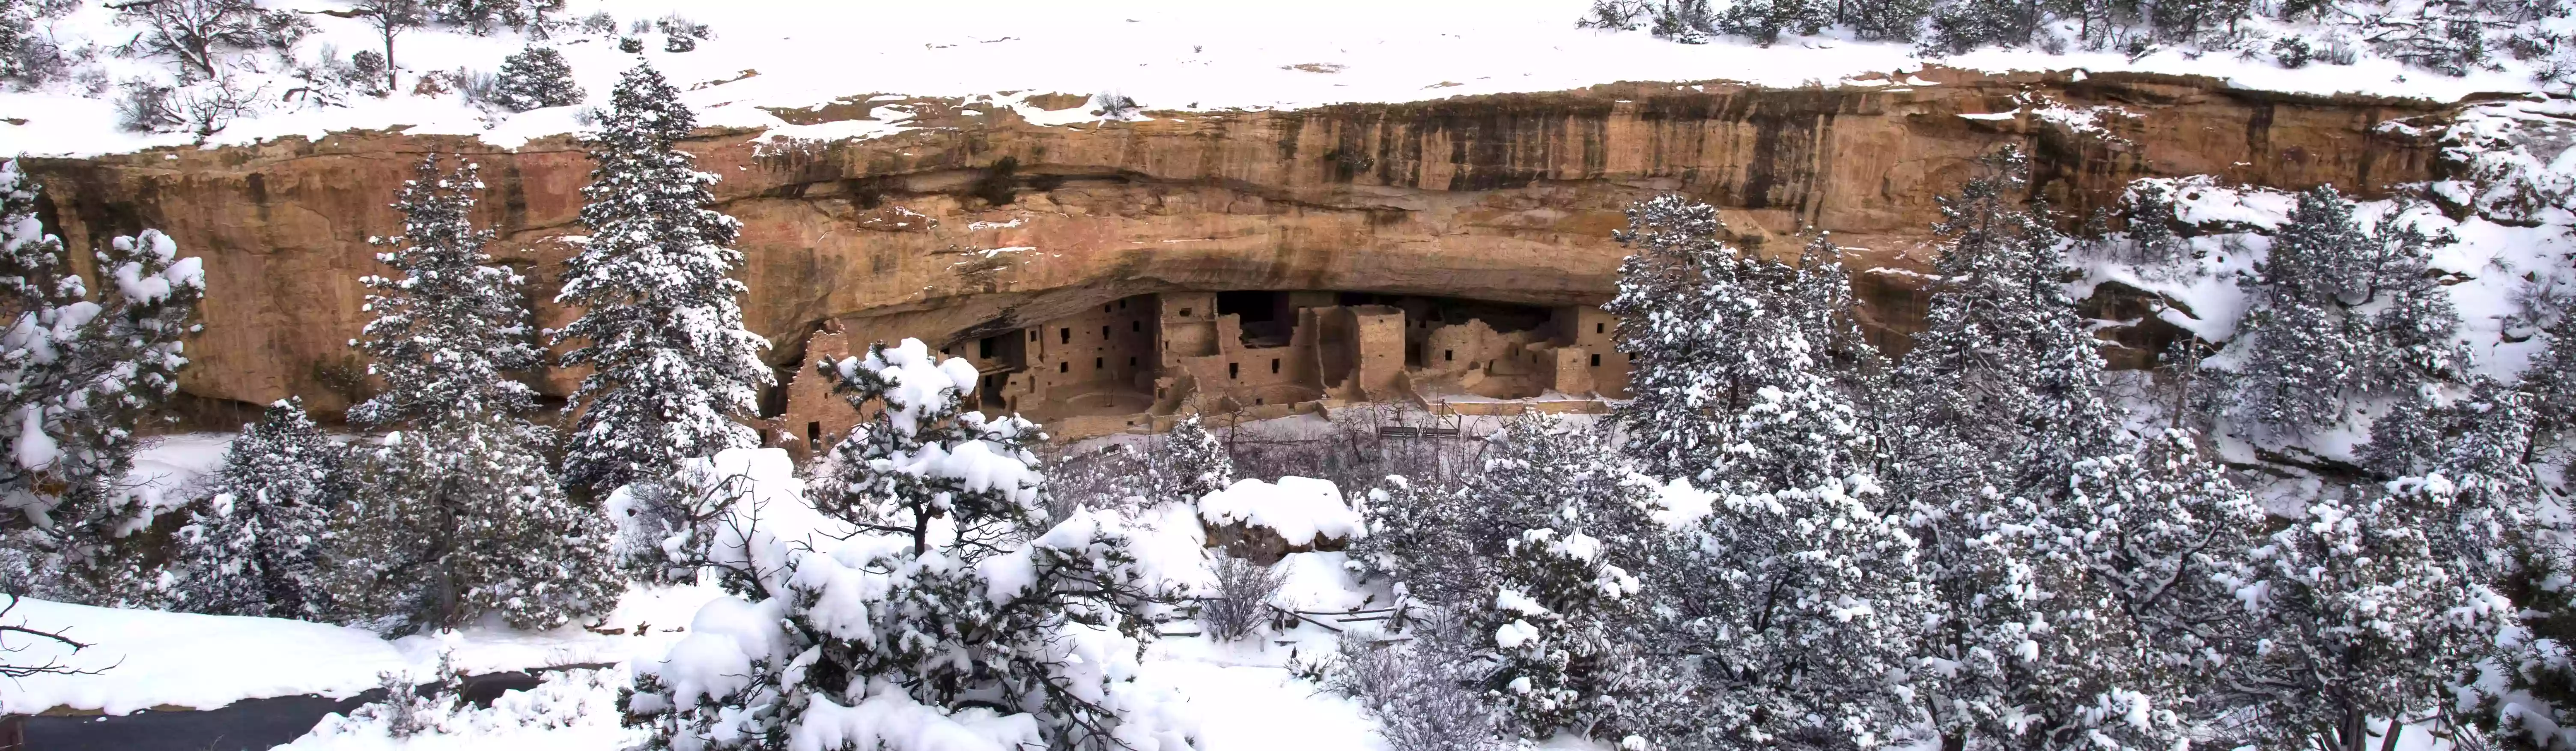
[1199,554,1285,641]
[0,159,206,606]
[171,398,349,619]
[490,45,581,111]
[1478,524,1649,742]
[1351,474,1485,606]
[623,341,1196,751]
[2272,34,2316,67]
[1315,630,1508,751]
[554,62,771,500]
[115,74,263,137]
[1577,0,1652,29]
[110,0,310,82]
[614,35,642,54]
[1156,416,1232,504]
[1095,90,1140,119]
[576,10,614,35]
[0,0,75,88]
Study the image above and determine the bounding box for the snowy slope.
[2,0,2563,159]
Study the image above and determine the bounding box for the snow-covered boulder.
[1194,476,1364,563]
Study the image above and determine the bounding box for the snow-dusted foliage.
[171,398,347,619]
[489,44,580,112]
[554,61,770,499]
[2218,484,2505,751]
[350,155,540,429]
[1609,195,1809,481]
[0,158,205,605]
[0,0,76,87]
[1156,415,1233,505]
[320,415,619,632]
[322,153,613,632]
[2227,186,2463,437]
[623,341,1194,751]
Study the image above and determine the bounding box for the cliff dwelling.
[773,291,1631,453]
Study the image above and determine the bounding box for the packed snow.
[1196,476,1366,548]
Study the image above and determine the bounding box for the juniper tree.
[555,62,771,500]
[626,339,1191,751]
[326,155,616,631]
[490,44,581,111]
[109,0,310,82]
[1717,0,1831,43]
[0,159,206,605]
[173,398,348,618]
[2526,317,2576,463]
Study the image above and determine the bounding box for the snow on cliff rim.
[0,0,2554,159]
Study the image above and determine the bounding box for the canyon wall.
[16,68,2457,422]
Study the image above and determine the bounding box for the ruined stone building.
[772,292,1630,453]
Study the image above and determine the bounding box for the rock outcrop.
[16,68,2456,422]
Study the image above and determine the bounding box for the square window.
[1443,350,1452,362]
[1179,308,1193,317]
[1131,321,1142,332]
[1129,356,1138,366]
[1590,353,1601,367]
[1058,362,1069,373]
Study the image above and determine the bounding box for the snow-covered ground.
[3,0,2565,159]
[3,435,1417,749]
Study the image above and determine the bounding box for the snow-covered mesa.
[3,0,2567,159]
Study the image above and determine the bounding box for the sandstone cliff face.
[18,68,2453,420]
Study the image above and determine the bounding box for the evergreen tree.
[1925,0,2048,54]
[350,156,540,428]
[626,339,1191,751]
[2525,317,2576,464]
[490,44,582,112]
[2217,485,2505,751]
[1718,0,1831,43]
[1453,417,1666,742]
[1353,473,1484,607]
[322,154,615,631]
[555,61,771,499]
[1607,194,1823,483]
[0,159,206,605]
[173,398,347,618]
[1153,415,1232,505]
[1885,148,2164,751]
[2230,186,2463,438]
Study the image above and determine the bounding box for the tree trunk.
[381,31,398,93]
[1943,731,1966,751]
[2379,717,2405,751]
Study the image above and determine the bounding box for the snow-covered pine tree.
[2045,429,2270,749]
[1883,148,2167,751]
[1606,194,1815,482]
[325,154,616,631]
[1353,473,1483,607]
[0,159,206,605]
[1655,329,1929,751]
[350,156,540,428]
[2231,186,2463,438]
[1451,416,1666,742]
[1924,0,2046,54]
[1482,524,1647,743]
[1153,415,1232,505]
[2217,484,2506,751]
[173,398,347,618]
[490,44,582,112]
[555,61,771,500]
[625,339,1192,751]
[2527,316,2576,464]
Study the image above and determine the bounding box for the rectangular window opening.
[1094,357,1103,370]
[1058,362,1069,373]
[1270,358,1279,374]
[1131,321,1142,332]
[1590,353,1602,367]
[1102,325,1111,340]
[1228,362,1239,379]
[1059,328,1071,344]
[1443,350,1452,362]
[1179,308,1193,317]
